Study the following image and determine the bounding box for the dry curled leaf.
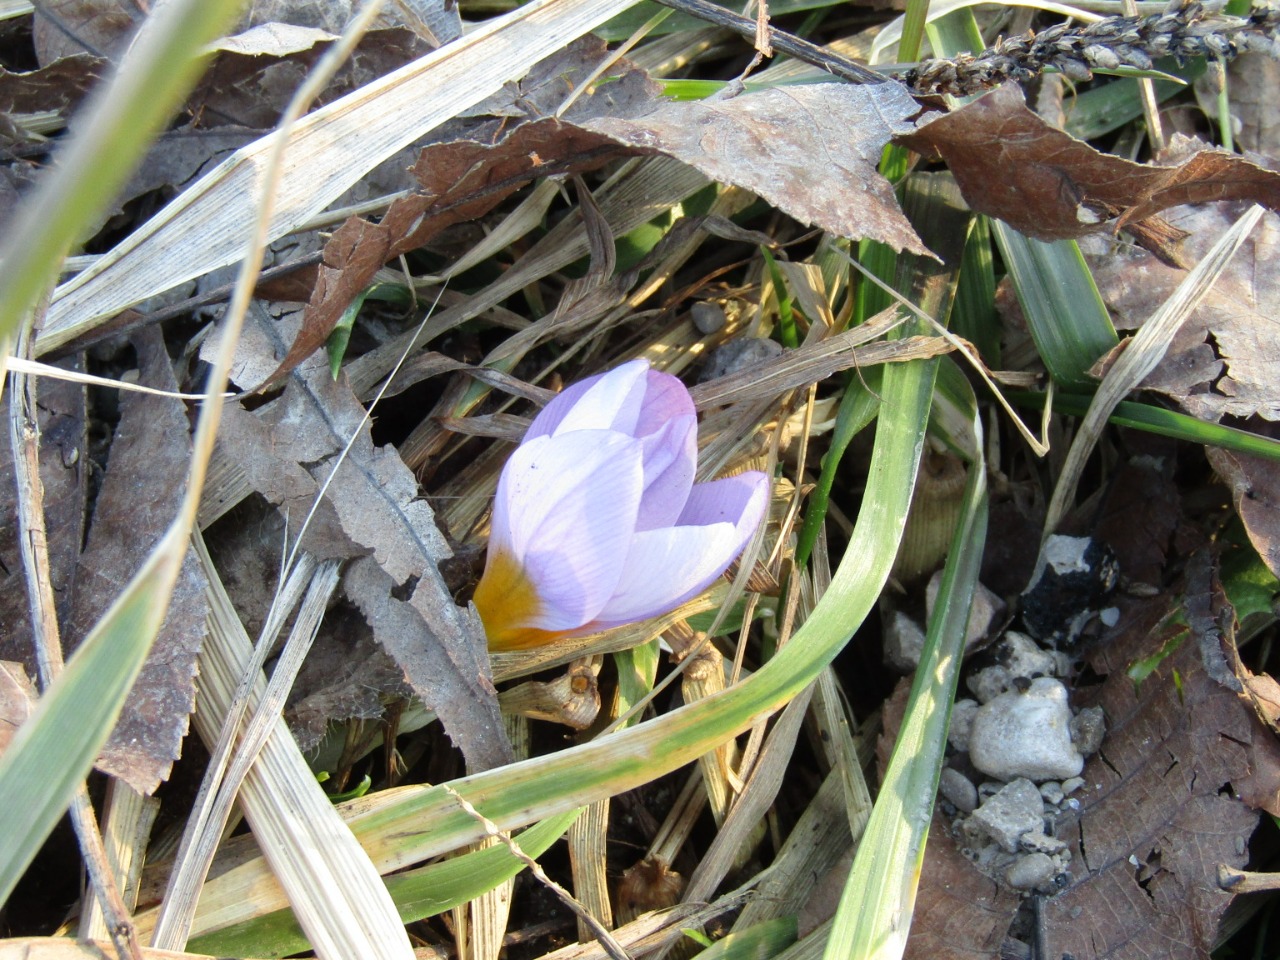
[584,81,929,255]
[898,84,1280,241]
[66,329,209,794]
[209,311,510,772]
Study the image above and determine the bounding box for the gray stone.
[939,767,979,813]
[1070,706,1107,757]
[948,699,979,752]
[691,301,727,334]
[927,573,1005,649]
[1005,853,1057,891]
[967,778,1044,853]
[1061,777,1085,796]
[1039,781,1065,806]
[699,338,782,381]
[1020,830,1067,856]
[969,677,1085,782]
[883,609,928,672]
[966,632,1059,703]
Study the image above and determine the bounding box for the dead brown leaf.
[898,84,1280,241]
[65,329,209,794]
[1083,204,1280,424]
[260,34,659,386]
[0,362,89,677]
[33,1,140,64]
[1081,205,1280,577]
[0,661,37,757]
[211,311,510,772]
[1206,433,1280,579]
[1093,446,1185,587]
[584,81,929,255]
[285,605,409,751]
[0,54,103,121]
[903,811,1022,960]
[190,28,429,129]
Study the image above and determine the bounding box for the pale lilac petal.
[677,472,770,529]
[592,472,770,626]
[590,524,742,626]
[492,430,643,630]
[632,368,695,438]
[525,359,649,440]
[634,414,696,531]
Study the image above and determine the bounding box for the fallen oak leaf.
[897,83,1280,241]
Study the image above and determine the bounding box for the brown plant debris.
[67,329,209,794]
[898,84,1280,242]
[1082,204,1280,576]
[582,81,929,255]
[210,309,510,772]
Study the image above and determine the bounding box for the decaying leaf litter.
[1,0,1280,959]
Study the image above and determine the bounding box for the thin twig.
[442,785,634,960]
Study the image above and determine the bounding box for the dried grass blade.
[37,0,647,353]
[155,535,411,960]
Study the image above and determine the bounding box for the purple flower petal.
[677,471,771,528]
[633,367,696,437]
[591,471,770,626]
[488,430,644,631]
[525,359,649,441]
[634,413,697,532]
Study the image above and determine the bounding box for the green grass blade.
[951,216,1000,365]
[189,810,583,958]
[989,221,1118,390]
[826,360,988,960]
[0,540,185,906]
[795,367,882,568]
[1064,63,1202,140]
[697,917,798,960]
[1011,391,1280,460]
[0,0,247,340]
[923,7,1117,392]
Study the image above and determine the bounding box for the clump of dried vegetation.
[1,1,1280,960]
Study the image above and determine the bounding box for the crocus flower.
[474,359,770,651]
